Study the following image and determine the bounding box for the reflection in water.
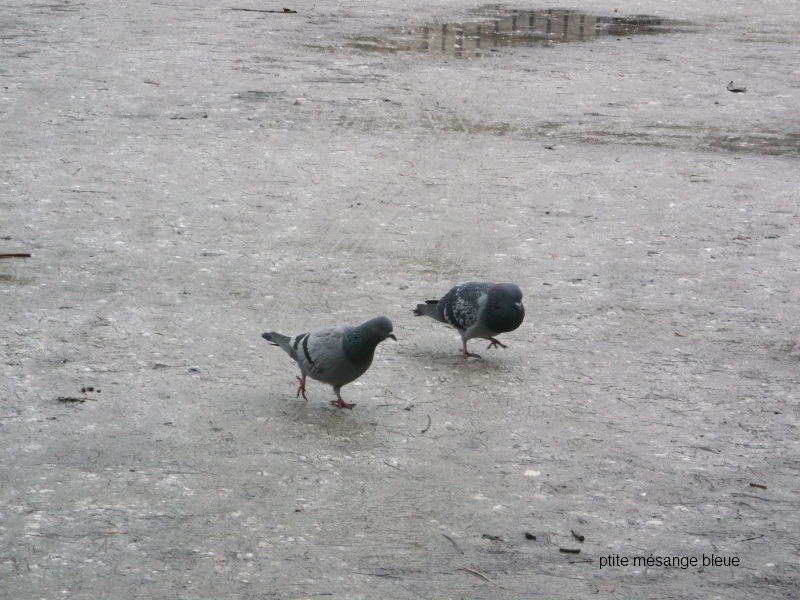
[346,9,688,57]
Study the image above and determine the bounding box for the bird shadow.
[401,346,517,371]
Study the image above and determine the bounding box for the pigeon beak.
[388,333,397,341]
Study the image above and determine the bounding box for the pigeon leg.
[330,397,355,409]
[486,337,508,350]
[295,374,308,400]
[462,340,482,359]
[330,389,355,410]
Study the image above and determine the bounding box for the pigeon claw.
[486,337,508,350]
[330,396,355,409]
[295,375,308,400]
[461,341,482,359]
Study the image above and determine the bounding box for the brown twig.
[0,253,31,259]
[230,7,297,13]
[458,566,506,589]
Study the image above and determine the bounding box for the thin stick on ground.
[458,566,506,589]
[442,533,463,554]
[421,415,432,433]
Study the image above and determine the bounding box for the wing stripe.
[301,334,315,366]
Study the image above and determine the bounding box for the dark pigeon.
[414,282,524,357]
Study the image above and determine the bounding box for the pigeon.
[262,316,396,409]
[413,282,524,358]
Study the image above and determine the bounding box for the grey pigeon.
[262,316,396,409]
[413,282,524,357]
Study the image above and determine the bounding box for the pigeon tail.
[262,331,293,353]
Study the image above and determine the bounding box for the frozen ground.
[1,0,798,598]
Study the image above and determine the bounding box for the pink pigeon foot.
[486,337,508,350]
[462,341,482,358]
[295,375,308,400]
[330,395,355,409]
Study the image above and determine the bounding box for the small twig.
[56,396,86,403]
[442,534,464,554]
[384,389,411,403]
[230,7,297,13]
[559,548,581,554]
[749,483,767,490]
[571,530,585,542]
[421,415,431,434]
[0,253,31,259]
[731,493,780,502]
[458,566,506,589]
[384,461,405,472]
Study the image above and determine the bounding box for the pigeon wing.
[295,326,361,386]
[440,282,490,332]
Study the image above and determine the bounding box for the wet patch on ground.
[575,128,800,157]
[335,109,800,158]
[333,7,693,57]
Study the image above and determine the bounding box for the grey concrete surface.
[1,0,798,598]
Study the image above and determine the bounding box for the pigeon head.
[495,283,523,303]
[362,315,397,342]
[343,316,396,364]
[486,283,525,333]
